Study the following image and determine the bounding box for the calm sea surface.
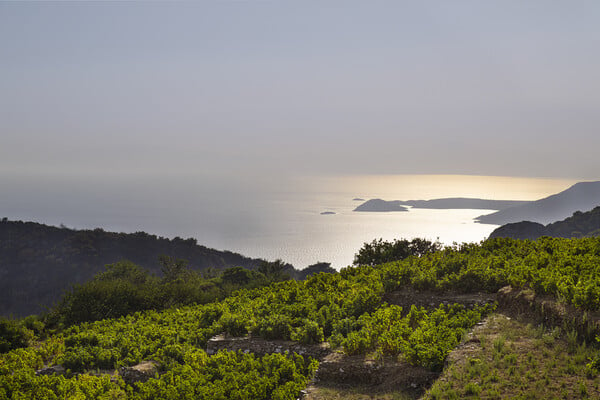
[1,173,577,270]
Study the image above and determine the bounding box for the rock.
[206,334,331,359]
[298,389,309,399]
[36,365,65,376]
[119,361,159,384]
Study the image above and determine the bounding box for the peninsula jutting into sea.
[353,181,600,226]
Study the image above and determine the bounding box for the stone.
[119,361,159,384]
[206,334,331,359]
[36,365,65,376]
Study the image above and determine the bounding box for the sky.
[2,1,600,180]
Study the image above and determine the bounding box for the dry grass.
[304,384,415,400]
[423,314,600,399]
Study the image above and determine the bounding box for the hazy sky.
[2,1,600,180]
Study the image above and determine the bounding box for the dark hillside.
[0,219,264,317]
[546,206,600,238]
[488,221,548,240]
[488,206,600,240]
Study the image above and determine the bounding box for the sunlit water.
[1,173,577,270]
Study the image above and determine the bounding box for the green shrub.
[218,312,250,337]
[0,317,34,353]
[291,320,324,345]
[254,314,293,340]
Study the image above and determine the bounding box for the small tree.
[353,238,441,266]
[221,266,257,285]
[0,318,34,353]
[258,259,292,282]
[298,262,336,280]
[159,255,190,282]
[95,260,149,284]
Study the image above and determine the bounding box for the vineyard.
[3,237,600,398]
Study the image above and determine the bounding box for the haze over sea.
[2,3,599,270]
[2,173,576,270]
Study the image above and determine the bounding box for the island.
[354,199,408,212]
[353,198,527,212]
[320,211,336,215]
[353,181,600,227]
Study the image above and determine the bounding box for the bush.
[254,314,293,340]
[291,320,324,345]
[354,238,441,266]
[218,313,250,337]
[0,317,34,353]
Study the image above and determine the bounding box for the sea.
[1,173,577,270]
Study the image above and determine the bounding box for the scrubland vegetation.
[3,236,600,398]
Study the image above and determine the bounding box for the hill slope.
[489,206,600,240]
[4,237,600,399]
[0,219,265,317]
[476,181,600,225]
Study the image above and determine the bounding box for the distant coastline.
[475,181,600,225]
[354,198,528,213]
[1,174,576,273]
[353,181,600,229]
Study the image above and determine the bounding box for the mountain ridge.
[476,181,600,225]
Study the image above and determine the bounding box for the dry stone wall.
[206,334,330,359]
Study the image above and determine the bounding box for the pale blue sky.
[2,1,600,179]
